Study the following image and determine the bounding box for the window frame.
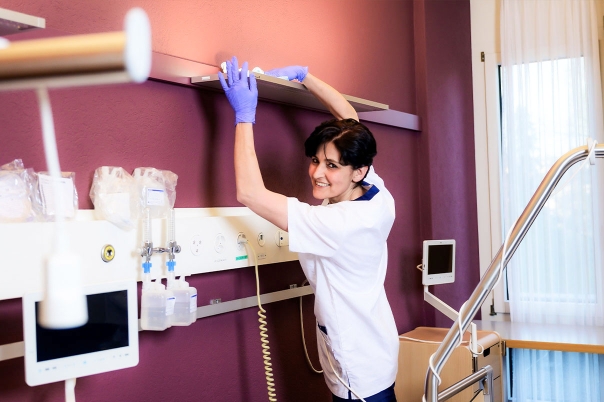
[475,51,510,317]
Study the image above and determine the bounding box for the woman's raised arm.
[264,66,358,121]
[220,57,288,231]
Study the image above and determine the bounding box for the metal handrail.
[424,144,604,401]
[438,365,494,401]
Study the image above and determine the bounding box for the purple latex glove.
[264,66,308,82]
[218,56,258,125]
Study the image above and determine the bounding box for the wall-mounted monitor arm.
[423,286,478,355]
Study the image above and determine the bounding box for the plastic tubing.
[168,208,176,244]
[299,279,323,374]
[141,208,152,278]
[143,207,151,246]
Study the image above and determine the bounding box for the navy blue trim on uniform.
[354,181,379,201]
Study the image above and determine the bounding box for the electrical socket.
[275,230,289,247]
[214,234,225,253]
[237,232,247,250]
[190,235,202,256]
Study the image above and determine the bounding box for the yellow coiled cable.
[240,236,277,402]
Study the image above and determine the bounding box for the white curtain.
[500,0,604,401]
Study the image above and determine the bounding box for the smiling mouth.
[316,182,330,187]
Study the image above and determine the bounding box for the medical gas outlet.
[257,232,266,247]
[139,208,195,331]
[101,244,115,262]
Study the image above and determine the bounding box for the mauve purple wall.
[0,0,478,401]
[414,0,479,328]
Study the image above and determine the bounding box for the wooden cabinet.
[395,327,503,402]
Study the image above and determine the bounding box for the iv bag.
[36,171,79,221]
[0,159,36,223]
[90,166,139,231]
[132,167,178,219]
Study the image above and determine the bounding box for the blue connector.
[142,261,152,273]
[166,260,176,272]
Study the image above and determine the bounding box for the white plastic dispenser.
[167,276,197,326]
[139,207,175,331]
[140,279,174,331]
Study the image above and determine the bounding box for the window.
[478,53,604,319]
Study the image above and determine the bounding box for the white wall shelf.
[191,72,388,113]
[191,72,421,131]
[0,7,45,36]
[147,52,421,131]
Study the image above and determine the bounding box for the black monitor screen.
[35,290,129,362]
[427,244,453,275]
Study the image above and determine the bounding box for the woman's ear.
[353,166,369,183]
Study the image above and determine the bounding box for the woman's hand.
[264,65,308,82]
[219,56,258,125]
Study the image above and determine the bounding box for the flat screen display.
[35,290,129,362]
[23,280,139,386]
[422,239,456,285]
[427,244,454,275]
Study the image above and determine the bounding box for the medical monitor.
[23,280,139,386]
[422,239,456,286]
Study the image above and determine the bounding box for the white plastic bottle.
[140,279,175,331]
[168,276,197,326]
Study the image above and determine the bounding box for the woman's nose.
[312,164,325,178]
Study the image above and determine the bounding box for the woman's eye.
[328,163,338,169]
[311,158,319,164]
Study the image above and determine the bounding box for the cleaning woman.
[220,57,398,402]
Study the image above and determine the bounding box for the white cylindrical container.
[169,278,197,326]
[140,281,175,331]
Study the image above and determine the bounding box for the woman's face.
[308,141,365,204]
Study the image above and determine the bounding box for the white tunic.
[287,166,399,399]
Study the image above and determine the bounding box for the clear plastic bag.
[35,171,79,221]
[0,159,37,223]
[89,166,139,231]
[132,167,178,219]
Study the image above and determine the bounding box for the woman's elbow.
[236,188,258,208]
[236,190,249,206]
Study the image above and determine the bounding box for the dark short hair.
[304,118,377,170]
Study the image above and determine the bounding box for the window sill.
[475,320,604,354]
